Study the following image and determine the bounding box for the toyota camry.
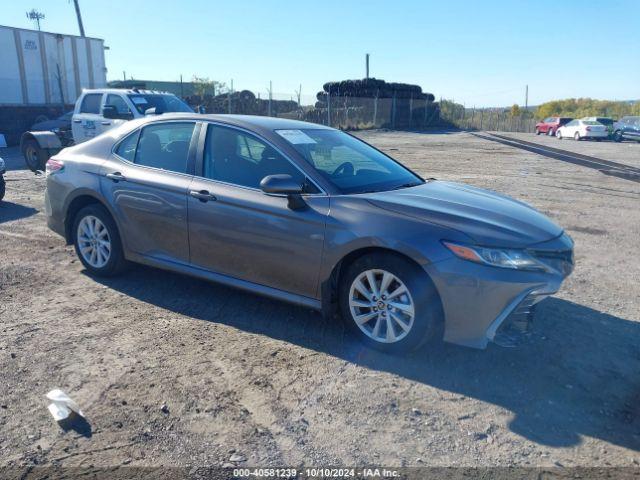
[44,114,574,353]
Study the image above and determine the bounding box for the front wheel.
[0,176,5,202]
[547,128,554,136]
[339,253,443,353]
[535,128,540,135]
[556,130,562,139]
[613,131,623,142]
[73,204,128,276]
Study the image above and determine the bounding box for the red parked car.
[535,117,573,136]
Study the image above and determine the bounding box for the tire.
[339,253,443,354]
[0,176,5,202]
[72,204,128,276]
[547,128,554,136]
[574,132,580,141]
[613,130,623,142]
[22,139,49,172]
[556,130,562,139]
[535,128,540,135]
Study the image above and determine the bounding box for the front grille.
[529,248,574,275]
[493,293,540,347]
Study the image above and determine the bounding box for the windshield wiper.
[389,182,422,191]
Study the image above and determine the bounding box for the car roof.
[131,113,334,132]
[80,88,176,96]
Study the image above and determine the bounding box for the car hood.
[364,181,563,247]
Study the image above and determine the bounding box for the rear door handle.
[106,172,126,182]
[101,121,111,126]
[73,119,81,123]
[189,190,217,202]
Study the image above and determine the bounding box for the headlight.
[442,241,547,271]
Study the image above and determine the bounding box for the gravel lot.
[1,130,639,472]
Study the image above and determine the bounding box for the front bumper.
[425,233,573,349]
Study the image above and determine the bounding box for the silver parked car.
[44,114,574,352]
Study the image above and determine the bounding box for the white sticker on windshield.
[276,129,316,144]
[131,97,148,105]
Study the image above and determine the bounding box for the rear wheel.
[535,128,540,135]
[547,128,554,136]
[0,176,5,202]
[574,132,581,141]
[22,139,48,172]
[73,204,127,276]
[613,130,623,142]
[339,253,443,354]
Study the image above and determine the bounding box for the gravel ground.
[0,131,639,472]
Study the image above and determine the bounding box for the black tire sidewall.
[72,204,126,276]
[23,140,47,172]
[0,176,5,202]
[338,253,443,354]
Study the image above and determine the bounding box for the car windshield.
[559,118,572,125]
[127,94,193,114]
[596,118,614,125]
[583,121,600,125]
[277,129,423,194]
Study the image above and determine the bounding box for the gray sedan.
[44,114,574,352]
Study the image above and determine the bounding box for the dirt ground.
[1,130,639,472]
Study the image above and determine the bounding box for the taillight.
[45,158,64,175]
[585,126,591,131]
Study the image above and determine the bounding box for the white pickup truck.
[21,88,194,171]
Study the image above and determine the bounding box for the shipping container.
[0,24,106,105]
[0,25,107,145]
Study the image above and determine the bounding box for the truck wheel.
[22,139,48,172]
[0,176,5,202]
[613,131,623,142]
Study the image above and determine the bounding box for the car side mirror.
[102,105,118,119]
[259,174,306,210]
[103,105,133,120]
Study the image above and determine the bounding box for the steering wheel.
[331,161,354,177]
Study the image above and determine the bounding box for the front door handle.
[73,119,81,123]
[106,172,126,182]
[101,121,111,126]
[189,190,217,202]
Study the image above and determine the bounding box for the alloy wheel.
[348,269,415,343]
[77,215,111,268]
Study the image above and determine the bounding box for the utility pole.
[73,0,86,37]
[365,53,370,79]
[268,81,272,117]
[525,85,528,111]
[26,9,45,31]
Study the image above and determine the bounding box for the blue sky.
[6,0,639,107]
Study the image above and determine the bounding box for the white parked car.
[556,119,608,141]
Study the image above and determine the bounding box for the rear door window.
[79,94,103,114]
[134,122,195,174]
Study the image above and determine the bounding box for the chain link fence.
[438,100,536,133]
[180,88,536,133]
